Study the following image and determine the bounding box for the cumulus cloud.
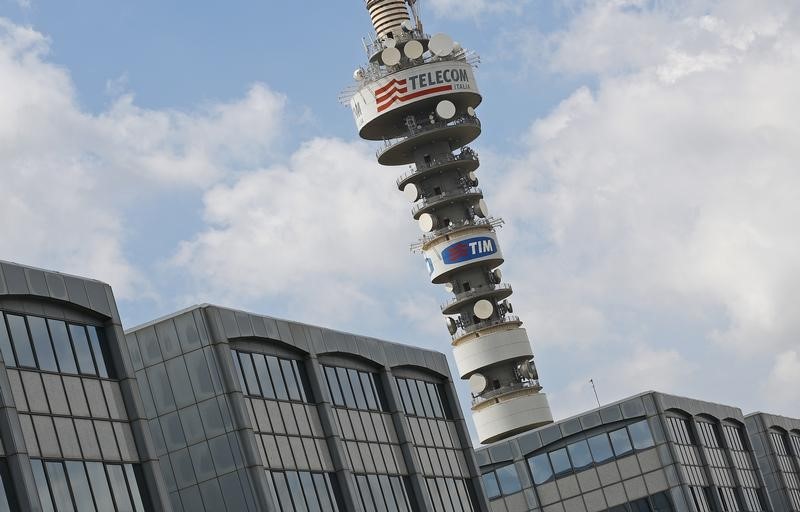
[171,138,424,325]
[764,351,800,413]
[0,18,287,299]
[489,0,800,413]
[426,0,527,20]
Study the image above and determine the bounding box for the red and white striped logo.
[374,78,453,112]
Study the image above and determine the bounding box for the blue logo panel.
[442,237,497,264]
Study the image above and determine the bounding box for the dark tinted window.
[7,314,35,367]
[281,359,302,401]
[528,453,553,484]
[610,427,634,456]
[48,320,77,374]
[395,377,451,419]
[253,354,276,399]
[65,461,95,512]
[0,460,18,512]
[29,317,58,371]
[568,440,593,469]
[0,318,15,366]
[87,327,110,378]
[86,462,114,511]
[267,356,288,399]
[31,459,55,512]
[324,366,344,406]
[588,433,614,463]
[45,461,75,512]
[69,324,96,375]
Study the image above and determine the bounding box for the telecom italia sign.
[424,232,503,283]
[351,60,479,132]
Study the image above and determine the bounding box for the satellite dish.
[473,299,494,320]
[384,37,397,48]
[516,360,539,380]
[403,40,424,60]
[444,282,454,293]
[403,183,420,201]
[467,106,476,117]
[492,269,503,284]
[418,213,437,233]
[446,317,457,335]
[453,41,463,52]
[476,199,489,218]
[401,20,414,32]
[429,33,455,57]
[381,47,401,66]
[468,171,478,181]
[469,373,488,394]
[353,68,365,81]
[505,301,514,313]
[435,100,456,120]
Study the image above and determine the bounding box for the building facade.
[475,392,776,512]
[745,413,800,512]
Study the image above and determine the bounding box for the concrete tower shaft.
[348,3,553,444]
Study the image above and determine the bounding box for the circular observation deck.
[377,116,481,166]
[396,149,479,190]
[411,187,483,219]
[441,283,513,315]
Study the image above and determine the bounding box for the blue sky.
[2,0,799,442]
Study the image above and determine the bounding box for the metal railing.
[440,283,511,311]
[396,148,478,187]
[377,116,481,159]
[411,216,503,251]
[454,315,521,340]
[411,187,482,217]
[472,379,542,407]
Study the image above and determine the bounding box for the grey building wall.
[475,392,773,512]
[126,303,490,512]
[745,413,800,512]
[0,260,171,511]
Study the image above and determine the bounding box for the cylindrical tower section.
[349,2,553,444]
[366,0,411,39]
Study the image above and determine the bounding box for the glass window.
[324,366,344,406]
[549,447,572,475]
[47,320,77,374]
[31,459,55,512]
[252,354,276,399]
[292,361,310,402]
[28,317,58,371]
[360,372,378,410]
[286,471,309,512]
[299,471,320,511]
[651,491,674,512]
[238,353,261,396]
[0,316,16,366]
[426,383,444,418]
[378,475,399,512]
[45,461,75,512]
[7,315,35,367]
[313,473,335,511]
[629,420,655,450]
[65,462,95,512]
[0,460,17,512]
[107,464,134,512]
[630,497,651,512]
[348,369,367,410]
[407,379,424,417]
[87,327,110,378]
[396,379,414,415]
[124,465,147,512]
[415,380,434,417]
[281,359,302,401]
[85,462,114,512]
[261,356,284,400]
[336,367,356,409]
[496,464,522,495]
[588,433,614,463]
[271,472,295,511]
[610,427,634,456]
[529,453,554,484]
[231,351,247,392]
[481,473,500,500]
[568,440,593,469]
[69,324,96,375]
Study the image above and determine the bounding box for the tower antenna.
[590,379,601,408]
[406,0,423,32]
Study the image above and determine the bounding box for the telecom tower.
[346,0,553,444]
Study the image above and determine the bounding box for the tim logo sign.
[375,68,470,112]
[442,237,496,264]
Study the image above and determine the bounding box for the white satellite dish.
[401,20,414,32]
[435,100,456,120]
[453,41,463,52]
[476,199,489,218]
[446,317,457,335]
[469,373,488,394]
[384,37,397,48]
[467,106,476,117]
[403,183,420,202]
[473,299,494,320]
[403,40,424,60]
[418,213,437,233]
[444,282,454,293]
[468,171,478,181]
[381,47,401,66]
[492,269,503,283]
[429,33,455,57]
[353,68,365,81]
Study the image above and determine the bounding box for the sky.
[2,0,799,444]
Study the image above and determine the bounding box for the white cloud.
[426,0,527,20]
[764,351,800,415]
[0,18,287,299]
[171,138,424,326]
[489,0,800,413]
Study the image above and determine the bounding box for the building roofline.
[0,259,111,287]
